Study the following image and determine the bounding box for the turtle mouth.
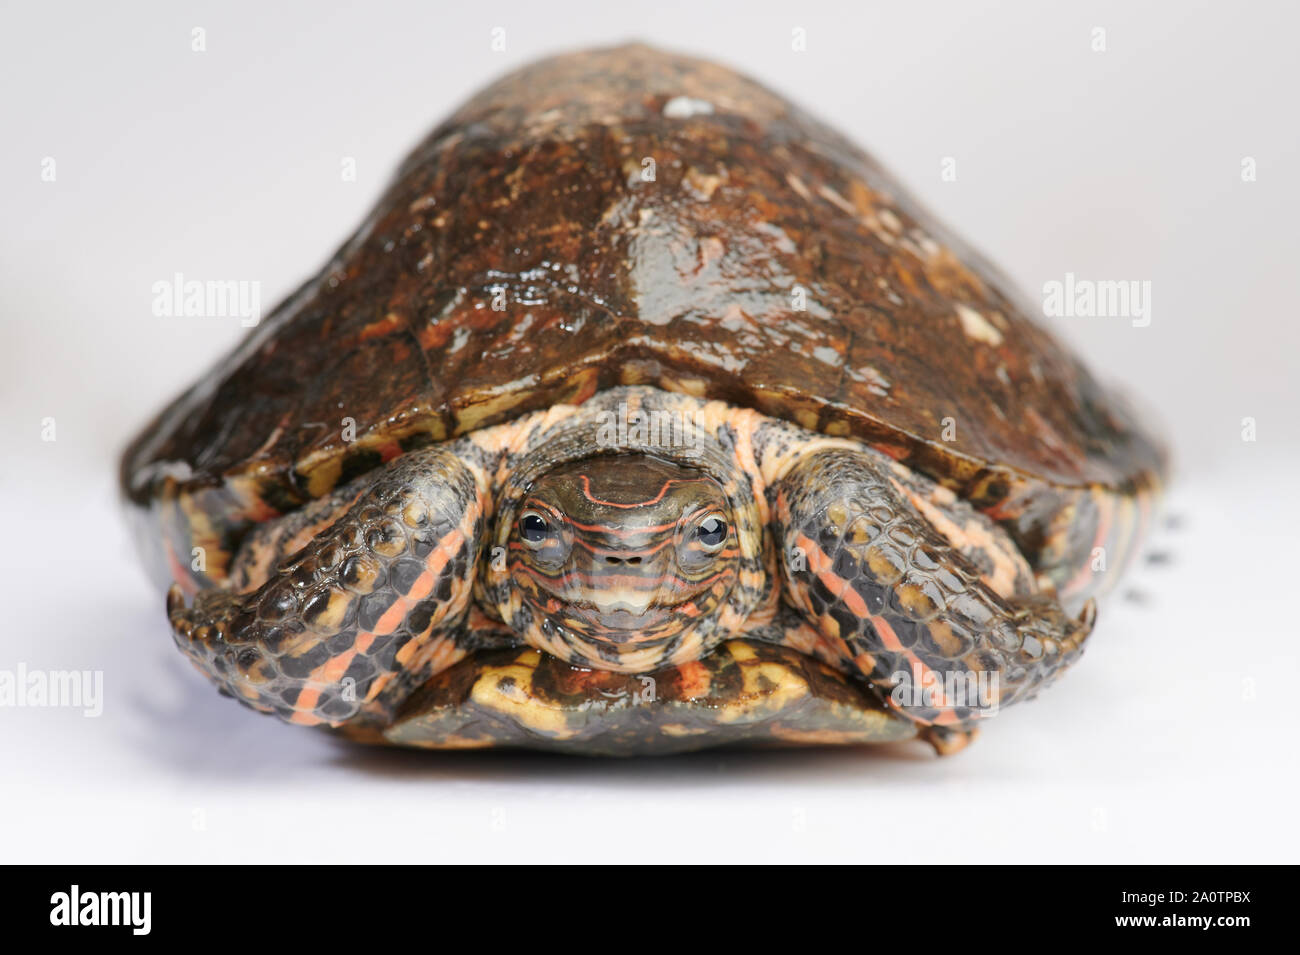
[380,639,918,755]
[571,604,671,632]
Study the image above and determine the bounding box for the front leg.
[167,445,487,727]
[773,448,1095,753]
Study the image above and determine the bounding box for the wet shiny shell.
[122,44,1164,594]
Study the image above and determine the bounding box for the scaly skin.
[167,387,1105,753]
[773,448,1095,738]
[169,445,487,725]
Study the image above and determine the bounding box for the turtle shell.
[122,44,1164,599]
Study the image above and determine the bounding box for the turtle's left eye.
[520,512,550,545]
[694,515,728,551]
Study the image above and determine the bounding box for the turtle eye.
[694,515,728,551]
[520,511,550,546]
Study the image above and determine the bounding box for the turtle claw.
[165,583,184,616]
[922,724,979,756]
[1078,597,1098,632]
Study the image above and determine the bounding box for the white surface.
[2,0,1298,863]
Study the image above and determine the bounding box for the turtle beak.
[592,585,656,617]
[585,589,673,631]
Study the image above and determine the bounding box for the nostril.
[604,555,643,565]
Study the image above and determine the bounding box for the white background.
[2,1,1297,863]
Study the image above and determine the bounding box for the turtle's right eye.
[520,512,550,545]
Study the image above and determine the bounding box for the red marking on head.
[574,473,699,509]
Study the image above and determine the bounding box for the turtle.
[122,44,1165,757]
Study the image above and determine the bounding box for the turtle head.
[502,453,742,666]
